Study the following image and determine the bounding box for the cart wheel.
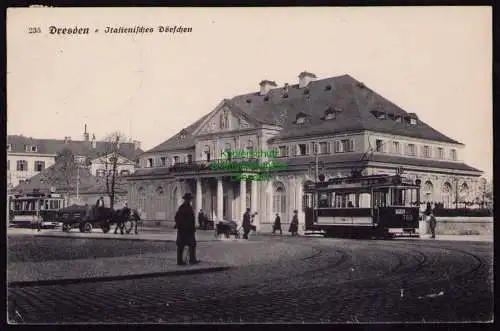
[83,222,93,233]
[101,222,110,233]
[62,224,70,232]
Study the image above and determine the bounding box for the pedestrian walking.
[424,202,432,221]
[272,213,282,235]
[174,193,200,265]
[242,208,252,239]
[289,210,299,236]
[429,213,437,239]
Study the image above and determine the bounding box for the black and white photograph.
[6,6,493,324]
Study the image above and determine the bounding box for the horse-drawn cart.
[58,204,111,233]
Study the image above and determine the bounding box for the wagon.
[215,220,240,239]
[58,204,111,233]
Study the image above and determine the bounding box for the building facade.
[127,72,483,233]
[7,125,143,191]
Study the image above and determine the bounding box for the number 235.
[28,27,42,34]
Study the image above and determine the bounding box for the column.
[175,183,182,208]
[266,180,273,227]
[240,179,247,225]
[251,180,258,230]
[196,178,202,213]
[216,177,223,222]
[296,178,305,235]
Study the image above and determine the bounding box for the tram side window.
[333,193,359,208]
[318,193,329,208]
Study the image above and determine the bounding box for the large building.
[7,125,143,191]
[127,72,483,233]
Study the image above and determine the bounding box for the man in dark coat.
[242,208,251,239]
[429,212,437,239]
[175,193,200,265]
[289,210,299,236]
[272,213,282,235]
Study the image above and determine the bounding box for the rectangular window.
[436,147,444,159]
[16,160,28,171]
[173,156,179,165]
[406,144,416,156]
[319,142,328,154]
[312,142,318,155]
[97,169,106,177]
[278,145,288,157]
[34,161,45,172]
[24,145,30,152]
[120,169,130,176]
[375,139,384,152]
[450,149,457,161]
[187,154,193,164]
[298,144,307,156]
[341,139,353,152]
[7,144,11,152]
[423,145,431,158]
[392,141,400,154]
[160,157,166,167]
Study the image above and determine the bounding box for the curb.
[33,234,216,243]
[8,266,231,288]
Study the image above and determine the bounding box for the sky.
[7,7,492,179]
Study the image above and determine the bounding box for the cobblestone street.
[7,233,493,324]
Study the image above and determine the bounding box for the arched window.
[220,110,230,129]
[441,182,452,208]
[223,143,232,161]
[459,182,469,202]
[203,146,211,162]
[272,182,286,215]
[423,181,434,202]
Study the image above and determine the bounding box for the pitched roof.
[144,112,212,153]
[7,135,143,161]
[12,161,127,195]
[228,74,462,144]
[143,73,462,156]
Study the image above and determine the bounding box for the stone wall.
[420,217,493,235]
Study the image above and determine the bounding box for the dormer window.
[295,112,308,125]
[370,110,386,120]
[394,115,402,123]
[409,118,417,125]
[406,113,419,126]
[179,129,188,140]
[324,106,337,120]
[220,110,230,129]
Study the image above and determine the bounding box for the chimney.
[133,140,141,150]
[64,136,71,144]
[83,124,89,141]
[298,71,317,88]
[259,80,278,95]
[91,134,97,148]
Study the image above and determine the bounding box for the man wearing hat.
[289,210,299,236]
[242,208,252,239]
[174,193,200,265]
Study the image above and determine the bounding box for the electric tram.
[8,192,66,228]
[304,171,422,238]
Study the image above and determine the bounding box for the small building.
[7,125,143,191]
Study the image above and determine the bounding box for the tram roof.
[305,174,419,191]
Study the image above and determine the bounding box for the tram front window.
[390,188,418,207]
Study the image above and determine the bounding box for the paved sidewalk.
[7,234,317,286]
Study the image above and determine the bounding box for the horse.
[91,206,141,234]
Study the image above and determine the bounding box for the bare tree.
[97,132,131,209]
